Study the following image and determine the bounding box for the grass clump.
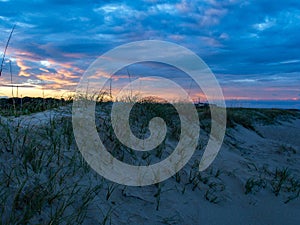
[0,112,110,224]
[244,167,300,203]
[226,108,257,131]
[276,145,297,155]
[255,108,300,125]
[245,177,267,194]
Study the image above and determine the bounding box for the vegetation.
[0,97,299,223]
[0,113,105,224]
[225,108,300,128]
[244,167,300,204]
[0,97,72,117]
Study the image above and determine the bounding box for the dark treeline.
[0,97,71,116]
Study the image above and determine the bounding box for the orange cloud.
[36,67,79,90]
[39,68,50,73]
[16,59,31,77]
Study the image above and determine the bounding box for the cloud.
[0,0,299,101]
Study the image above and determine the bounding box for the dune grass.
[0,112,116,224]
[0,97,72,117]
[0,98,299,223]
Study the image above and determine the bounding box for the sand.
[0,106,299,224]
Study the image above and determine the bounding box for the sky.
[0,0,300,108]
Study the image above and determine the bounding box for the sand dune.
[0,105,299,224]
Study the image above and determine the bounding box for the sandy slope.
[104,119,300,225]
[0,107,299,224]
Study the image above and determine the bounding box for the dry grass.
[0,99,299,223]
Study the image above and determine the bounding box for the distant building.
[195,102,209,108]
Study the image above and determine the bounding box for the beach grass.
[0,97,299,224]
